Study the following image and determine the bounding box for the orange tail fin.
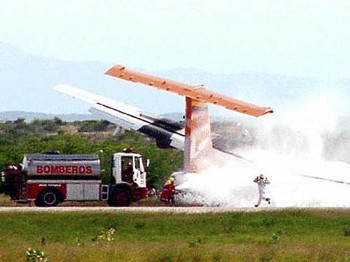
[184,97,214,173]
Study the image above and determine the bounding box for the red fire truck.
[1,150,149,207]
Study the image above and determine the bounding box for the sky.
[1,0,350,80]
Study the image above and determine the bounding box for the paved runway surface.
[0,206,257,213]
[0,206,346,213]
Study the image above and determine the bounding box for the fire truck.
[1,149,149,207]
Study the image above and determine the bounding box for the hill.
[2,42,349,118]
[0,111,97,122]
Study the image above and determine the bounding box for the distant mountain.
[1,42,349,117]
[0,111,98,122]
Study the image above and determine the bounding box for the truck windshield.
[121,156,133,171]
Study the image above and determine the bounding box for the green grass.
[0,209,349,261]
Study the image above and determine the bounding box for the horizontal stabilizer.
[105,65,273,117]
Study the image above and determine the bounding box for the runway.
[0,206,348,213]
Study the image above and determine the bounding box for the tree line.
[0,118,183,189]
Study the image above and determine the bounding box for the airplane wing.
[105,65,273,117]
[54,85,185,150]
[298,174,350,186]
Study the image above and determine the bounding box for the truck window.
[134,157,140,170]
[121,156,133,183]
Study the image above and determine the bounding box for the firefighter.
[253,173,271,207]
[160,175,176,206]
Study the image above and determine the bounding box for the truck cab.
[111,152,147,187]
[108,150,149,206]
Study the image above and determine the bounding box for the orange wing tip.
[265,108,274,114]
[223,105,273,117]
[105,65,125,77]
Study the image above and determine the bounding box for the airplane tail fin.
[184,97,214,173]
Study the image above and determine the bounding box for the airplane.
[55,66,350,208]
[55,65,273,173]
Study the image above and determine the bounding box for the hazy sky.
[1,0,350,80]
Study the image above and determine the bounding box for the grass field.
[0,208,349,261]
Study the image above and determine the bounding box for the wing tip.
[105,64,125,76]
[53,84,65,91]
[254,107,273,117]
[264,108,274,115]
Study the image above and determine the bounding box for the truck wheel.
[35,189,60,207]
[108,189,131,207]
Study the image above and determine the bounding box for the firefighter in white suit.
[254,174,271,207]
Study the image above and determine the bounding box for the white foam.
[176,90,350,207]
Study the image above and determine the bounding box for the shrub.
[26,248,47,262]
